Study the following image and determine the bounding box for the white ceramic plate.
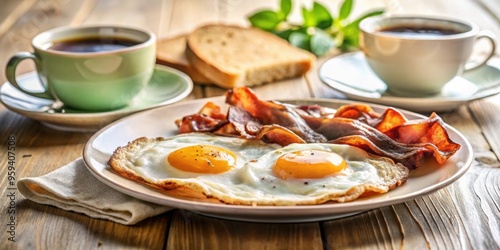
[0,65,193,132]
[319,52,500,113]
[83,97,473,223]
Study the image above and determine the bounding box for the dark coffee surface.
[379,26,461,36]
[49,36,139,53]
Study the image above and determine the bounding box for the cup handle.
[465,30,497,71]
[5,52,53,99]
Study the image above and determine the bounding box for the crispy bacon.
[311,117,449,169]
[383,113,461,161]
[323,103,461,163]
[298,103,460,168]
[225,87,327,143]
[252,125,306,145]
[175,87,461,169]
[224,106,261,137]
[335,104,380,120]
[198,101,226,119]
[334,104,408,133]
[176,114,223,133]
[175,102,228,133]
[297,104,337,118]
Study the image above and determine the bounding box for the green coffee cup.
[5,25,156,111]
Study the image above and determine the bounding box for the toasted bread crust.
[186,24,316,88]
[156,34,212,84]
[185,44,239,88]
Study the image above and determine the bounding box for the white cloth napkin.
[17,158,172,225]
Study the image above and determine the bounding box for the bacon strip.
[325,103,461,163]
[312,117,450,168]
[175,87,461,169]
[225,87,327,143]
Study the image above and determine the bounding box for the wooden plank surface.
[166,210,323,250]
[0,0,92,83]
[1,0,499,249]
[81,0,165,31]
[0,1,171,250]
[0,0,37,39]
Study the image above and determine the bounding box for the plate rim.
[82,97,474,222]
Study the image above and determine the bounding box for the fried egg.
[109,133,408,205]
[235,143,409,205]
[109,133,281,200]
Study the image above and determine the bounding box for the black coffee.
[49,36,140,53]
[379,26,462,36]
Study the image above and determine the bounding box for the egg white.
[110,134,408,205]
[233,143,409,205]
[125,133,280,178]
[110,133,283,199]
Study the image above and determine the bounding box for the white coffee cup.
[359,16,496,96]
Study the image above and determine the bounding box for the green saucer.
[0,65,193,132]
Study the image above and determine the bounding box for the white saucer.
[0,65,193,132]
[319,52,500,113]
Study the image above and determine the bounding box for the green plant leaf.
[312,2,333,29]
[338,0,353,21]
[346,9,384,30]
[279,0,292,20]
[341,26,359,47]
[341,10,384,48]
[248,10,281,31]
[311,29,335,56]
[274,29,294,40]
[246,0,385,56]
[339,33,358,51]
[289,31,311,51]
[337,10,384,48]
[301,7,316,27]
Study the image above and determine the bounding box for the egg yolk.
[167,145,236,174]
[273,150,347,180]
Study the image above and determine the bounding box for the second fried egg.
[236,143,409,205]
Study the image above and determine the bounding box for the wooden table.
[1,0,499,249]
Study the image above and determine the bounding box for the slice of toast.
[186,24,316,89]
[156,34,212,84]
